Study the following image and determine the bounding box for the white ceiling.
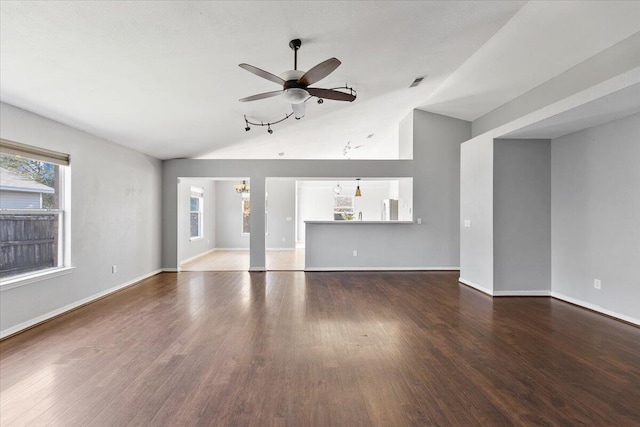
[500,83,640,139]
[1,1,639,160]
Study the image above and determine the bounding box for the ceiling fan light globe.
[283,88,309,104]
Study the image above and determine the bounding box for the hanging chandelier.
[234,180,250,195]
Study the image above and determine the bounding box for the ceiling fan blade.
[239,90,282,102]
[292,102,306,119]
[298,58,341,86]
[239,63,285,85]
[307,87,356,102]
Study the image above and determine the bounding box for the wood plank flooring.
[1,272,639,426]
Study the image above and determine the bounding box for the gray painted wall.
[459,135,494,292]
[551,113,640,322]
[412,110,465,267]
[266,178,295,249]
[215,180,250,249]
[177,178,216,264]
[298,111,467,269]
[0,102,162,336]
[161,110,469,270]
[305,222,421,269]
[163,160,410,270]
[493,139,551,293]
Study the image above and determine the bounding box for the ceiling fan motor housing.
[281,70,308,103]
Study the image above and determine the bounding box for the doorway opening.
[265,178,304,270]
[177,177,251,271]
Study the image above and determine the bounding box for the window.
[0,139,69,280]
[242,198,250,234]
[190,186,204,239]
[333,195,354,220]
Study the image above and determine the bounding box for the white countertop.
[305,220,414,224]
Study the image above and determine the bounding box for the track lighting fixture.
[244,114,292,134]
[317,98,324,104]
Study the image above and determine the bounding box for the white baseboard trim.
[493,290,551,297]
[551,292,640,326]
[305,267,460,272]
[266,248,297,251]
[1,269,163,339]
[249,267,266,272]
[458,277,494,296]
[179,248,217,265]
[162,268,180,273]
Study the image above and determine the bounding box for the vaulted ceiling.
[1,1,639,160]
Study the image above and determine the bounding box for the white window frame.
[189,186,204,240]
[0,140,73,289]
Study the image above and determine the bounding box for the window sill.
[189,236,204,241]
[0,267,75,291]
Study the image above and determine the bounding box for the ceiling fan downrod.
[289,39,301,70]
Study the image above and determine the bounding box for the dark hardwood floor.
[1,271,639,426]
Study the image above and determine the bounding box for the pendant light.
[355,179,362,197]
[333,181,342,194]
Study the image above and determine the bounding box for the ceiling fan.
[239,39,356,131]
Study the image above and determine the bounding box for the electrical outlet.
[282,237,286,242]
[353,250,358,257]
[464,220,471,228]
[594,279,601,289]
[112,265,117,274]
[417,218,422,225]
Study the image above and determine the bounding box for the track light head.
[267,125,273,134]
[245,126,250,132]
[317,98,324,104]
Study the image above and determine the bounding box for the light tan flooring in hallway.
[181,249,305,271]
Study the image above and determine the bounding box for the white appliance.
[381,199,399,221]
